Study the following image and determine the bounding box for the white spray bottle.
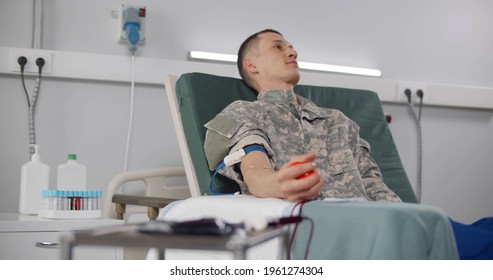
[19,144,50,215]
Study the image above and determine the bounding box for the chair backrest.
[167,72,417,203]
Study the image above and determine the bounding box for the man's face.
[248,32,300,88]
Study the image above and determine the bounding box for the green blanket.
[291,201,459,259]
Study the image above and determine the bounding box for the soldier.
[204,29,401,203]
[202,29,493,260]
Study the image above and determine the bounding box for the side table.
[60,222,289,260]
[0,213,124,260]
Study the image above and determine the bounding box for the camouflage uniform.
[204,89,402,202]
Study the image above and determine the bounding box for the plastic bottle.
[19,144,50,215]
[57,154,86,191]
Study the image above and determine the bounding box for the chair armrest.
[102,167,189,220]
[111,194,177,220]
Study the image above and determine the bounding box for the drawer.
[0,231,122,260]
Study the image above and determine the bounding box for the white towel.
[147,194,294,260]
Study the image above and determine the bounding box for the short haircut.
[237,29,282,87]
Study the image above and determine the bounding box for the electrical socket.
[9,49,52,74]
[397,83,427,104]
[117,5,146,43]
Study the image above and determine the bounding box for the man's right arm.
[241,151,322,202]
[204,103,321,202]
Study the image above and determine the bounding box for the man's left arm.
[354,139,402,202]
[347,121,402,202]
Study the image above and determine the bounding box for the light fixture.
[189,51,382,77]
[189,51,237,63]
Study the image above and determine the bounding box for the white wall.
[0,0,492,223]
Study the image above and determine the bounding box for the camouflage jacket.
[204,89,402,202]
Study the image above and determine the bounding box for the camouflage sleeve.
[204,114,243,170]
[204,102,275,194]
[349,122,402,202]
[204,100,270,170]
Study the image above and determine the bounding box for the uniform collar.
[258,89,297,104]
[258,89,330,120]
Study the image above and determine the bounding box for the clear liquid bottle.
[57,154,86,191]
[19,144,50,215]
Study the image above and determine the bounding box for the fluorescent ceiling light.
[189,51,381,77]
[189,51,237,63]
[297,62,381,77]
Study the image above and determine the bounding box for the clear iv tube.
[122,55,136,193]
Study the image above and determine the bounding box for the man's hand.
[241,151,322,202]
[277,152,322,202]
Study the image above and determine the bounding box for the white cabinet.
[0,213,124,260]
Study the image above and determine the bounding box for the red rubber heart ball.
[290,161,315,179]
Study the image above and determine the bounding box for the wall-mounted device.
[9,49,52,75]
[117,5,146,47]
[397,82,427,105]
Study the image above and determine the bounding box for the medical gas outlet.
[397,83,427,105]
[10,49,52,74]
[117,5,146,44]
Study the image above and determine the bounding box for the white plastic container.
[19,144,50,215]
[57,154,86,191]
